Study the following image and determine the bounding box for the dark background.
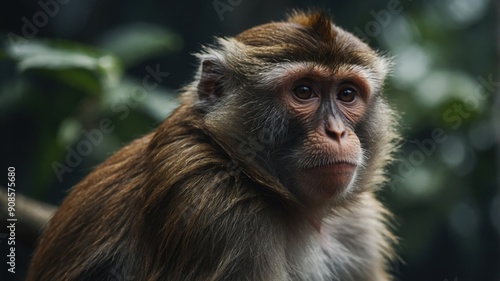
[1,0,499,280]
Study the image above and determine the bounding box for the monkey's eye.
[337,88,356,103]
[293,85,316,100]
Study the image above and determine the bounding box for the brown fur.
[27,10,398,281]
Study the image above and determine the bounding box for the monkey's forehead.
[233,21,380,70]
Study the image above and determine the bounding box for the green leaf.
[97,23,183,67]
[5,40,122,93]
[102,75,179,121]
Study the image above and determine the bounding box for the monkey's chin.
[296,163,357,204]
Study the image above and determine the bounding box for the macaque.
[27,10,398,281]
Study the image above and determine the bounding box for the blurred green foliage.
[1,24,180,199]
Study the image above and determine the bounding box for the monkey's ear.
[197,59,225,105]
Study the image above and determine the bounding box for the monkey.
[26,10,399,281]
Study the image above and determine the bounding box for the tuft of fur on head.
[286,9,336,43]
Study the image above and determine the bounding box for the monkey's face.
[196,12,390,207]
[267,62,377,206]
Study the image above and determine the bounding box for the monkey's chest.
[288,234,363,281]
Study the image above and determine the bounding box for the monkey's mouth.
[300,161,358,188]
[296,162,357,199]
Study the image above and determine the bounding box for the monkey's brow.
[257,61,381,92]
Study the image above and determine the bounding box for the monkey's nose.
[325,116,347,143]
